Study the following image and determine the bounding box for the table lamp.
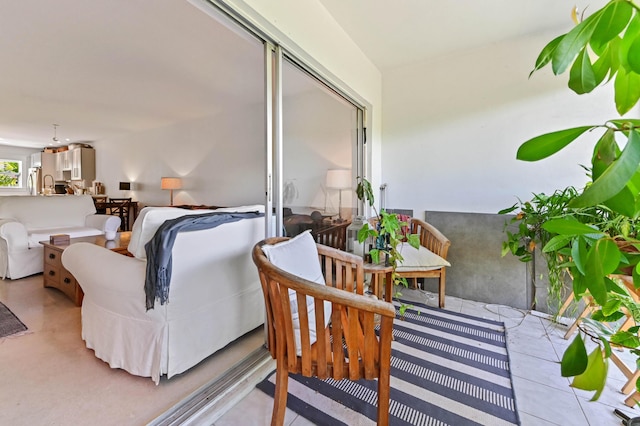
[326,169,351,222]
[161,177,182,206]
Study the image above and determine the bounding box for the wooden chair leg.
[377,374,390,426]
[438,270,446,308]
[272,364,289,426]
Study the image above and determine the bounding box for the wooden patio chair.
[395,218,451,308]
[253,234,395,426]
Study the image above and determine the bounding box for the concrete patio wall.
[422,210,533,310]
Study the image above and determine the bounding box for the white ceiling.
[319,0,609,71]
[0,0,609,149]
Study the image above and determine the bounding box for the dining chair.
[108,197,132,231]
[253,233,395,425]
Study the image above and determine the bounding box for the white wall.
[382,30,621,215]
[93,104,265,207]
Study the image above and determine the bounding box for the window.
[0,159,22,188]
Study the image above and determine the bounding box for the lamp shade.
[119,182,131,191]
[161,177,182,190]
[326,169,351,189]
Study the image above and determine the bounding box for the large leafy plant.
[520,0,640,400]
[355,177,420,314]
[500,187,583,311]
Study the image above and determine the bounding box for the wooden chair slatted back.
[410,218,451,258]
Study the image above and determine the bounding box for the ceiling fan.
[52,124,59,142]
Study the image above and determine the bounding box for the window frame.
[0,158,23,189]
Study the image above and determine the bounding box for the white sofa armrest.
[61,243,162,319]
[0,219,28,251]
[84,214,121,233]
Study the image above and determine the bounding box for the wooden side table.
[40,232,132,306]
[364,262,393,302]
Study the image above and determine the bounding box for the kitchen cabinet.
[70,147,95,181]
[54,152,65,181]
[52,147,95,182]
[57,150,71,171]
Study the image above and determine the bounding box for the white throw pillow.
[396,242,451,272]
[261,231,332,354]
[128,207,215,259]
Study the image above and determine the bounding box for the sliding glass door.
[279,58,362,237]
[190,0,366,238]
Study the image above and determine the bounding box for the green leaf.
[614,67,640,115]
[406,233,420,250]
[592,309,625,322]
[570,347,608,401]
[542,235,571,253]
[569,48,597,94]
[603,186,638,217]
[620,14,640,70]
[542,218,602,236]
[561,334,588,377]
[627,34,640,74]
[552,10,603,75]
[570,130,640,208]
[592,45,612,85]
[530,35,564,77]
[595,238,622,276]
[591,129,619,180]
[498,204,518,215]
[542,234,572,253]
[517,126,594,161]
[584,246,610,305]
[572,237,588,275]
[573,271,588,296]
[601,298,622,316]
[611,331,640,349]
[591,0,633,51]
[356,177,375,207]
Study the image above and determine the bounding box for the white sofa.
[0,195,121,279]
[61,205,266,384]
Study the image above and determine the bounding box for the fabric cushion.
[28,227,103,248]
[396,242,451,272]
[261,231,332,354]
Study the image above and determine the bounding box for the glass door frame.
[190,0,368,237]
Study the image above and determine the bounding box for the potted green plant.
[355,177,420,315]
[515,0,640,400]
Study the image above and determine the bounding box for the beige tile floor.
[2,275,639,426]
[0,275,264,426]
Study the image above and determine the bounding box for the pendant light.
[52,124,59,142]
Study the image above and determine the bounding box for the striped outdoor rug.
[257,299,519,425]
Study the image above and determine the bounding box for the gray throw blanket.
[144,211,264,310]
